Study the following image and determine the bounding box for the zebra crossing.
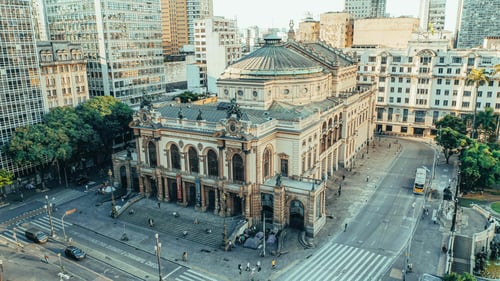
[282,242,392,281]
[173,269,220,281]
[0,215,72,246]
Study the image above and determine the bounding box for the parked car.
[64,246,86,260]
[25,228,48,244]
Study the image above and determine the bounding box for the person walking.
[271,259,276,269]
[342,174,345,181]
[344,223,348,232]
[257,260,261,272]
[182,252,188,262]
[238,264,242,275]
[157,201,161,209]
[246,262,251,271]
[44,254,49,263]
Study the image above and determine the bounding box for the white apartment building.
[187,16,242,94]
[350,41,500,136]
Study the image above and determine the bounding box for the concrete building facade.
[319,12,354,48]
[118,37,375,237]
[456,0,500,49]
[187,16,242,94]
[344,0,386,19]
[419,0,447,32]
[353,17,420,49]
[350,42,500,136]
[0,0,45,173]
[37,41,90,109]
[44,0,166,104]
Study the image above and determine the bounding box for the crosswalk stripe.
[288,243,346,281]
[281,243,392,281]
[323,246,372,280]
[314,244,363,280]
[175,269,219,281]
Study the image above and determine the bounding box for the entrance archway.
[289,200,305,230]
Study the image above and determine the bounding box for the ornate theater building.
[114,36,376,237]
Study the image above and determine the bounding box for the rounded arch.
[232,154,245,182]
[206,149,219,177]
[187,146,199,173]
[415,49,437,57]
[289,199,305,230]
[147,141,157,167]
[262,146,273,180]
[169,143,181,170]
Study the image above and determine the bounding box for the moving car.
[64,246,86,260]
[25,228,48,244]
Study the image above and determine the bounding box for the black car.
[64,246,86,260]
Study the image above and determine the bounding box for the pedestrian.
[148,218,154,227]
[257,260,261,272]
[366,176,370,182]
[344,223,348,232]
[44,254,49,263]
[271,259,276,269]
[246,262,250,271]
[238,264,242,274]
[338,189,341,196]
[85,185,88,192]
[182,251,188,262]
[342,175,345,181]
[157,201,161,209]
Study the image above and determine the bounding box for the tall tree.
[0,169,14,198]
[435,114,467,135]
[466,68,490,139]
[475,107,497,143]
[76,96,133,161]
[435,127,468,164]
[460,141,500,191]
[7,124,71,188]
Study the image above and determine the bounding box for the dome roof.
[228,38,323,76]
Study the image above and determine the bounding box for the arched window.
[232,154,244,182]
[263,149,271,179]
[148,141,157,167]
[188,147,199,173]
[170,144,181,170]
[207,150,218,177]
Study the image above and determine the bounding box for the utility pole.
[262,212,266,257]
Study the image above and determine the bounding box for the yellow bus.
[413,167,427,195]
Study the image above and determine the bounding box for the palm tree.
[493,63,500,77]
[466,68,490,139]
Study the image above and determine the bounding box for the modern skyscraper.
[0,0,45,173]
[419,0,446,32]
[344,0,386,19]
[44,0,166,103]
[456,0,500,49]
[161,0,213,58]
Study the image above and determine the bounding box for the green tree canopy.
[435,115,467,135]
[475,107,498,143]
[44,106,98,160]
[460,141,500,191]
[435,127,468,164]
[0,169,14,195]
[443,272,477,281]
[466,68,490,139]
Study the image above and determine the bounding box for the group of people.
[238,259,276,275]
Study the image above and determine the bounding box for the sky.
[213,0,459,32]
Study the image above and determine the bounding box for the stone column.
[156,173,163,201]
[181,181,187,207]
[163,177,170,202]
[139,175,144,194]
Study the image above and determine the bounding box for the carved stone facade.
[117,37,376,237]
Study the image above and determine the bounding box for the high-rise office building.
[187,16,241,93]
[419,0,446,32]
[344,0,386,19]
[161,0,213,58]
[456,0,500,49]
[0,0,45,173]
[44,0,166,103]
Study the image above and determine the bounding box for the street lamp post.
[222,193,227,249]
[154,233,162,281]
[451,169,461,232]
[61,208,76,241]
[108,169,117,218]
[57,253,64,274]
[45,195,55,238]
